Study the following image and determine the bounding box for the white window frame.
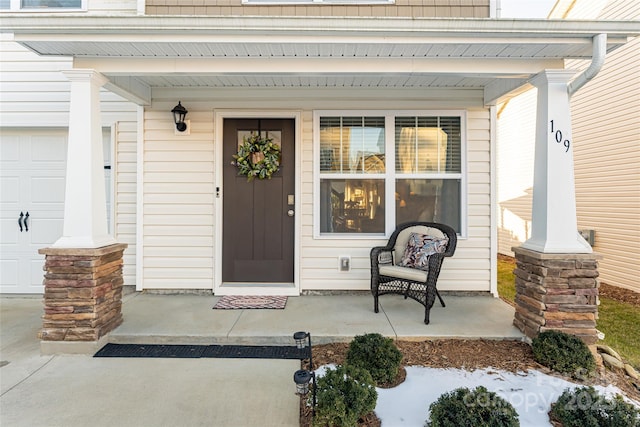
[313,110,467,240]
[2,0,87,11]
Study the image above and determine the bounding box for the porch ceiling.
[4,15,639,105]
[113,74,496,89]
[14,38,618,59]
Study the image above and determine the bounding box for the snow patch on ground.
[316,365,639,427]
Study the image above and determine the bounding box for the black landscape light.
[293,369,314,395]
[292,331,316,417]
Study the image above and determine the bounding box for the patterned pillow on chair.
[398,233,449,270]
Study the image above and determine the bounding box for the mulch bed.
[599,282,640,307]
[300,339,639,427]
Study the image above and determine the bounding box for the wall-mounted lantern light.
[171,101,188,132]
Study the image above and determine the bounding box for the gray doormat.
[94,343,305,359]
[213,296,288,309]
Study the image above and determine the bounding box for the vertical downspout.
[489,105,498,297]
[568,34,607,97]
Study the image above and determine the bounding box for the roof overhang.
[3,15,639,106]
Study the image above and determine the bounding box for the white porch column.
[53,70,116,248]
[522,70,591,253]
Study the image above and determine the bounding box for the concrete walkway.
[1,293,523,427]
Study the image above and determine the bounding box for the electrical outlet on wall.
[339,256,351,272]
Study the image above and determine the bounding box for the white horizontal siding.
[568,7,640,292]
[300,107,492,292]
[496,89,536,256]
[114,121,138,287]
[142,108,215,290]
[0,35,137,127]
[2,32,140,288]
[141,93,491,292]
[499,0,640,292]
[562,0,640,292]
[85,0,138,14]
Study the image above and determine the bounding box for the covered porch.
[23,291,523,354]
[3,15,639,353]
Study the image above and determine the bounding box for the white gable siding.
[142,90,492,292]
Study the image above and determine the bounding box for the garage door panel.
[1,130,67,294]
[1,217,21,243]
[1,129,111,293]
[29,218,63,245]
[31,136,67,163]
[0,135,20,164]
[1,177,20,205]
[31,176,65,204]
[0,259,19,290]
[29,258,46,289]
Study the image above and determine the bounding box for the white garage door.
[0,129,111,294]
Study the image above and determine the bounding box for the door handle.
[18,212,24,232]
[24,212,29,232]
[287,209,295,217]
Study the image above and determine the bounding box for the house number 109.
[550,120,571,153]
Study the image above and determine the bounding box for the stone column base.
[512,246,602,345]
[38,243,127,354]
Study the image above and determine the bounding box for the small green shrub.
[532,330,596,379]
[550,386,640,427]
[426,386,519,427]
[346,333,403,385]
[313,364,378,427]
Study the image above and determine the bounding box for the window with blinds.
[315,112,465,236]
[319,117,386,234]
[394,116,462,230]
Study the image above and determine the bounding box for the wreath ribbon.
[232,133,282,182]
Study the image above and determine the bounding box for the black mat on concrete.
[94,344,205,358]
[201,345,304,359]
[94,343,305,359]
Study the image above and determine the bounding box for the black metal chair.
[370,221,457,324]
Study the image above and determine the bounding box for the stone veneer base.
[512,246,602,345]
[38,243,127,354]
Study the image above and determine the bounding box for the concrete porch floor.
[1,292,524,427]
[110,291,525,345]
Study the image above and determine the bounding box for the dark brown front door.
[222,118,295,283]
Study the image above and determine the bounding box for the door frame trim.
[213,110,302,296]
